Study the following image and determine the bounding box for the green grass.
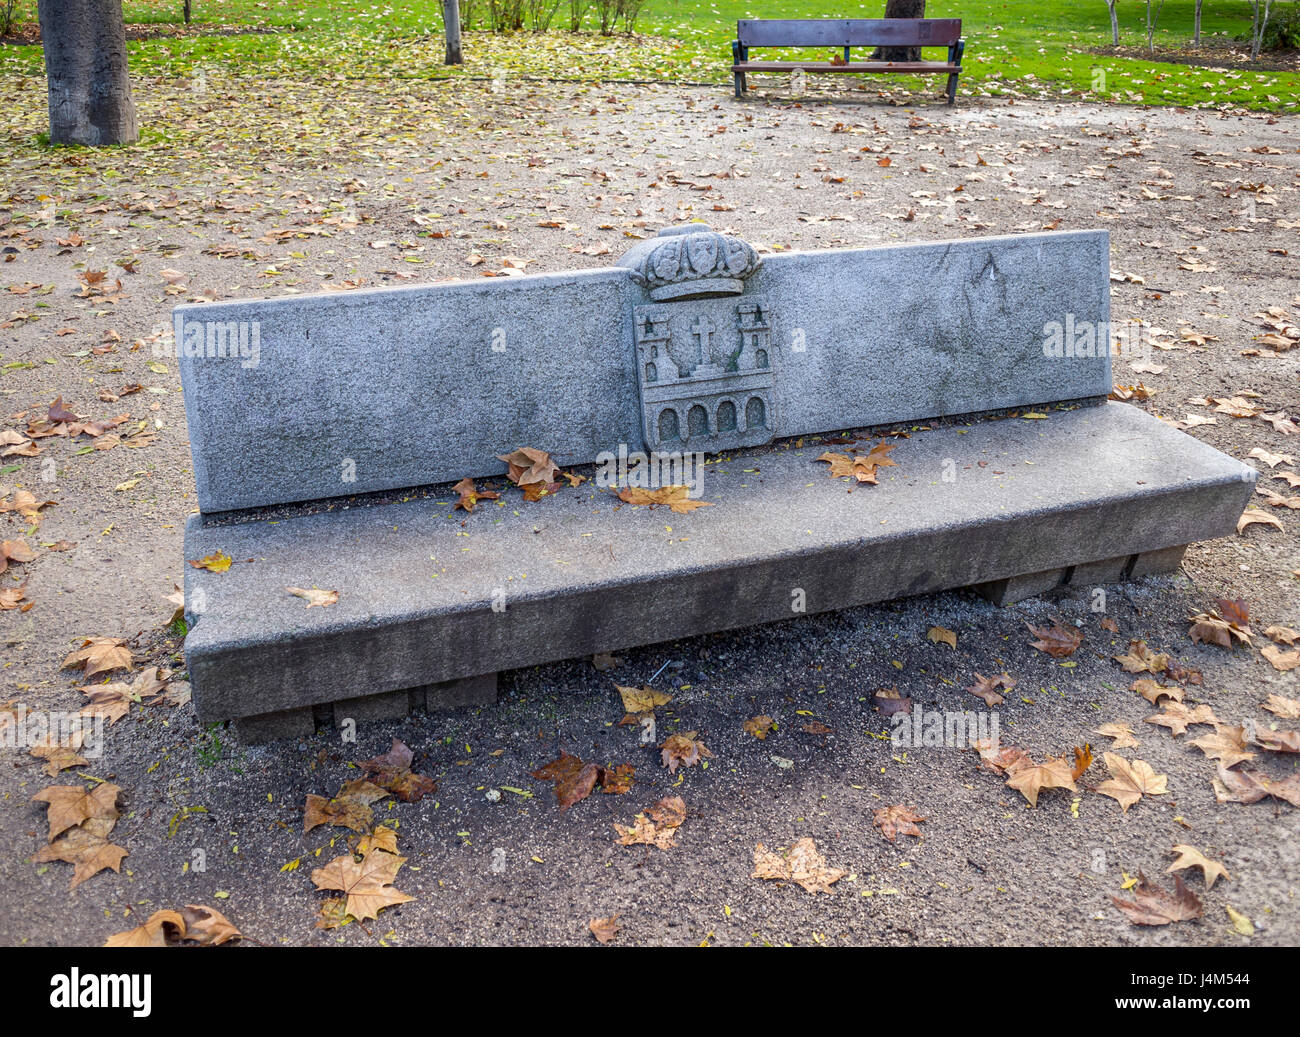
[0,0,1295,109]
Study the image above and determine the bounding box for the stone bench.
[175,227,1256,742]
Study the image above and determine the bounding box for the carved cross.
[690,315,715,367]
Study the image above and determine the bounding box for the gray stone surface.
[975,568,1065,606]
[422,673,498,710]
[176,228,1109,514]
[332,688,413,728]
[1130,544,1188,579]
[1067,554,1132,588]
[183,402,1254,722]
[232,706,316,744]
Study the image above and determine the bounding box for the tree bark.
[876,0,926,62]
[1193,0,1202,43]
[38,0,138,146]
[443,0,463,64]
[1107,0,1120,45]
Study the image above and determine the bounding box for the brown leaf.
[871,686,912,715]
[303,779,390,834]
[1112,872,1203,926]
[1095,752,1168,813]
[1191,725,1257,769]
[659,732,712,774]
[1004,755,1077,808]
[61,636,133,679]
[1131,677,1184,705]
[532,751,601,810]
[614,795,685,849]
[752,837,845,894]
[1263,693,1300,720]
[1115,640,1169,674]
[497,447,559,486]
[30,817,128,890]
[358,738,437,802]
[589,915,620,944]
[104,909,186,948]
[1211,762,1300,807]
[31,781,121,842]
[873,804,926,843]
[616,684,671,713]
[286,586,338,608]
[311,847,414,922]
[966,672,1014,707]
[1166,845,1231,890]
[1262,644,1300,671]
[1027,620,1083,658]
[616,485,713,513]
[743,715,776,740]
[1095,722,1139,749]
[452,476,499,513]
[1144,701,1218,737]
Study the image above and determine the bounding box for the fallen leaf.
[1112,872,1203,926]
[589,915,619,944]
[873,804,926,843]
[752,837,845,894]
[1095,752,1168,813]
[1027,621,1083,658]
[286,586,338,608]
[1166,845,1231,889]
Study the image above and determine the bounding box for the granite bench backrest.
[174,228,1112,515]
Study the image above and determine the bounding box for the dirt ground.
[0,75,1297,946]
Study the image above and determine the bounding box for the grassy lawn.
[0,0,1295,109]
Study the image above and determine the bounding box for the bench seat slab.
[184,403,1254,724]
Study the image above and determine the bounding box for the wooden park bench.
[175,226,1254,742]
[731,18,966,103]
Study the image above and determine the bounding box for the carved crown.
[624,227,761,301]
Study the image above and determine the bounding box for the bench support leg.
[973,545,1190,607]
[946,72,958,106]
[233,706,316,745]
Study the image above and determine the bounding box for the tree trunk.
[876,0,926,62]
[1107,0,1120,46]
[38,0,138,146]
[443,0,463,64]
[1193,0,1202,43]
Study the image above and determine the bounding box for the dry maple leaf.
[659,732,712,774]
[1265,625,1300,646]
[311,847,414,922]
[1188,610,1252,649]
[303,778,390,834]
[616,485,713,513]
[1212,762,1300,807]
[178,904,242,946]
[873,804,926,843]
[752,837,845,894]
[104,909,186,948]
[971,737,1031,776]
[1166,845,1231,890]
[1131,677,1184,705]
[1004,754,1077,808]
[1112,872,1203,926]
[927,625,957,649]
[816,451,879,484]
[1263,693,1300,720]
[589,915,620,944]
[31,781,121,842]
[497,447,560,486]
[967,672,1015,706]
[1095,722,1139,749]
[743,715,776,740]
[1027,620,1083,658]
[532,751,602,811]
[1257,727,1300,754]
[1095,752,1168,813]
[601,763,636,794]
[286,586,338,608]
[1262,644,1300,671]
[356,826,399,856]
[188,550,232,573]
[614,795,686,849]
[1114,640,1169,674]
[1237,507,1283,533]
[61,636,133,679]
[872,686,912,715]
[452,476,500,513]
[358,738,437,802]
[616,683,671,713]
[77,665,167,726]
[31,816,128,890]
[1191,725,1257,769]
[1144,701,1218,737]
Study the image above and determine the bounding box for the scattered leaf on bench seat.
[452,476,499,513]
[1026,620,1083,658]
[497,446,559,487]
[873,804,926,843]
[616,485,713,512]
[285,586,338,608]
[1113,639,1168,673]
[660,732,712,774]
[752,837,845,894]
[61,636,133,679]
[743,715,776,740]
[967,672,1015,706]
[1096,752,1167,813]
[1112,872,1202,927]
[188,550,232,573]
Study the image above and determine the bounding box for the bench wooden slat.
[737,18,962,48]
[734,61,960,73]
